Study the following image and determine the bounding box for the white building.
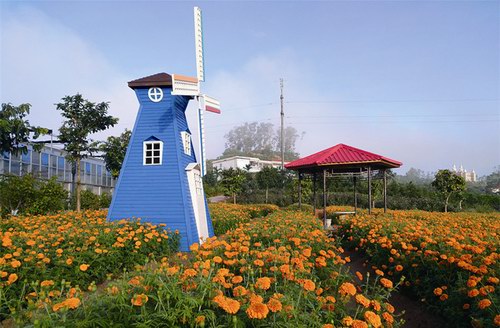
[211,156,288,173]
[452,164,477,182]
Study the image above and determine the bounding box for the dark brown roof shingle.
[128,73,172,89]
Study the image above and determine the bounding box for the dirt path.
[343,249,445,328]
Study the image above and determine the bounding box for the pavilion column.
[353,175,357,215]
[323,169,327,228]
[313,173,317,215]
[368,166,372,215]
[383,169,387,213]
[298,172,302,210]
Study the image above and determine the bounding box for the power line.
[286,98,499,104]
[286,119,500,125]
[287,113,499,119]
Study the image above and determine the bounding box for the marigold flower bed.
[0,210,179,319]
[337,210,500,328]
[208,203,279,235]
[17,209,402,327]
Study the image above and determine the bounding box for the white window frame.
[181,131,191,156]
[143,140,163,165]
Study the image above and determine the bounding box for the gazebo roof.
[285,143,402,172]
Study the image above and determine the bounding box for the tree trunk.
[459,199,463,211]
[76,157,81,212]
[233,193,236,205]
[265,187,269,204]
[444,193,451,213]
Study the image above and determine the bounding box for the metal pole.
[353,175,357,215]
[383,169,387,213]
[368,166,372,214]
[323,169,327,228]
[298,172,302,210]
[280,78,284,170]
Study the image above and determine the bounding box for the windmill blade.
[194,7,205,82]
[171,74,199,96]
[201,94,221,114]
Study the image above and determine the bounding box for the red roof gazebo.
[285,144,402,226]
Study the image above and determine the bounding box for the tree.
[219,168,247,204]
[256,167,282,203]
[0,174,38,216]
[96,129,131,179]
[432,169,466,212]
[223,122,301,161]
[56,94,118,212]
[0,103,48,156]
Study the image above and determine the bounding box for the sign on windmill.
[107,7,220,252]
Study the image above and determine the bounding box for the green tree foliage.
[219,168,247,204]
[96,129,131,179]
[0,103,48,156]
[56,94,118,212]
[432,169,467,212]
[223,122,301,161]
[0,175,67,217]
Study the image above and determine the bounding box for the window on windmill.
[181,131,191,156]
[143,140,163,165]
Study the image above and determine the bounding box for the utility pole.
[280,78,284,170]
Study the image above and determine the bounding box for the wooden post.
[323,169,327,228]
[383,169,387,213]
[368,166,372,214]
[313,173,317,215]
[353,175,357,215]
[298,172,302,210]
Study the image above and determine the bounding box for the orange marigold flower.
[356,271,363,281]
[364,311,382,328]
[375,269,384,276]
[66,258,73,265]
[385,303,395,313]
[232,275,243,284]
[478,298,491,310]
[323,325,334,328]
[380,278,393,289]
[468,289,479,298]
[7,273,18,285]
[249,293,264,304]
[487,277,499,285]
[11,260,21,268]
[131,293,149,306]
[183,268,197,278]
[433,287,443,296]
[382,312,394,323]
[439,294,448,301]
[253,259,264,267]
[255,277,271,290]
[41,280,54,287]
[339,282,357,296]
[246,302,269,319]
[355,294,371,308]
[342,316,354,326]
[195,315,205,324]
[351,319,368,328]
[65,297,81,309]
[213,256,222,264]
[463,303,470,310]
[213,294,240,314]
[494,315,500,326]
[267,298,283,312]
[302,279,316,292]
[79,264,89,271]
[395,265,403,272]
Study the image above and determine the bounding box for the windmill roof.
[128,73,172,89]
[285,144,402,171]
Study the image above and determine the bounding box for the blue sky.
[1,1,498,176]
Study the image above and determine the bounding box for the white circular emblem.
[148,87,163,102]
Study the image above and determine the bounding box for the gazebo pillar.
[383,169,387,213]
[298,172,302,210]
[353,175,357,215]
[368,166,372,214]
[313,173,317,215]
[323,169,327,228]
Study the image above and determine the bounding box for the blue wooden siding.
[108,86,213,251]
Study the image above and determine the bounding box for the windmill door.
[185,163,209,243]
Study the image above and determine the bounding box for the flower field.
[0,210,179,320]
[5,206,402,327]
[208,203,279,235]
[337,210,500,328]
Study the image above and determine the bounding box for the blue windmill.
[107,7,221,251]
